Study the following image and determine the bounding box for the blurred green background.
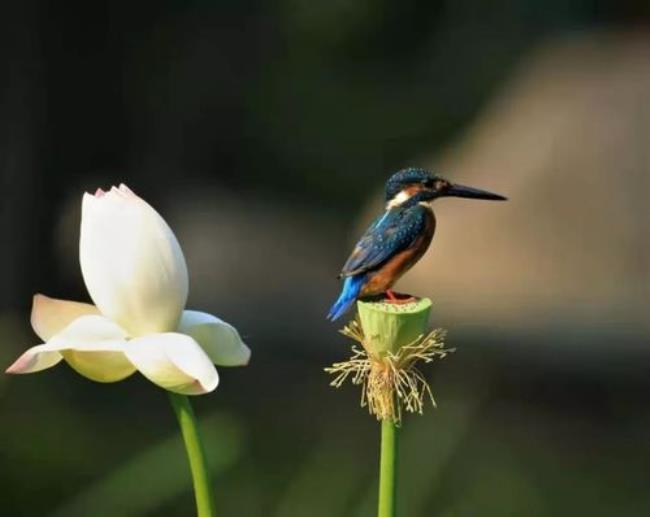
[2,0,650,515]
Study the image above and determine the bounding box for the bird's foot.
[384,290,417,304]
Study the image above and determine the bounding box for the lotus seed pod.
[357,298,432,359]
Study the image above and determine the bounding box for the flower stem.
[168,392,216,517]
[378,418,399,517]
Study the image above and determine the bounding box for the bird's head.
[385,168,506,209]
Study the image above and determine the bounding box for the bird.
[327,167,506,321]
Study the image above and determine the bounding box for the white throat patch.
[386,190,412,210]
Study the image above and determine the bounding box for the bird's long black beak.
[444,183,507,201]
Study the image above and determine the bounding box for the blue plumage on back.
[340,207,428,277]
[327,274,367,321]
[328,206,429,321]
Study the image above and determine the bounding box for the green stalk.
[357,299,431,517]
[169,392,216,517]
[378,419,399,517]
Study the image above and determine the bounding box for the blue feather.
[327,274,366,321]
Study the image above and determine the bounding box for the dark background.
[1,1,650,516]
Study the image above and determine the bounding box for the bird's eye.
[423,179,435,188]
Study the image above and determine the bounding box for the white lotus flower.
[6,184,250,395]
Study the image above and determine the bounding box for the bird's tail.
[327,274,366,321]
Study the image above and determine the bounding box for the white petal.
[7,315,136,383]
[30,293,99,341]
[179,310,251,366]
[79,186,189,337]
[6,343,64,374]
[48,314,129,345]
[123,333,219,395]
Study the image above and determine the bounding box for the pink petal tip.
[5,354,32,374]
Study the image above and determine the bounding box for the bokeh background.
[2,1,650,516]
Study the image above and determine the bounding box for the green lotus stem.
[358,298,432,517]
[378,418,399,517]
[169,393,216,517]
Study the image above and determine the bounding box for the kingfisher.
[327,168,506,321]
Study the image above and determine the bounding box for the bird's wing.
[340,207,427,277]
